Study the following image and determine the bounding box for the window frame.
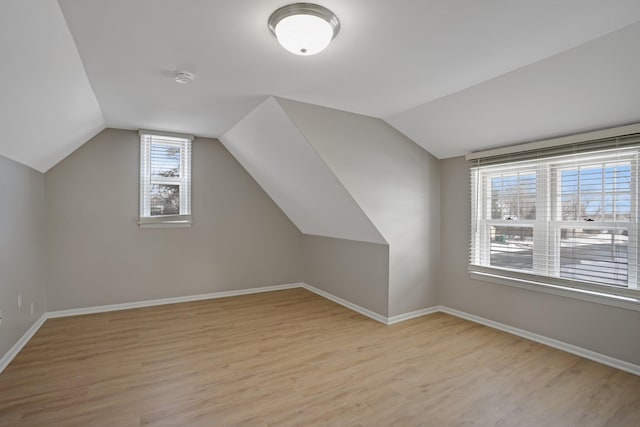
[139,130,193,228]
[548,155,637,287]
[470,149,640,310]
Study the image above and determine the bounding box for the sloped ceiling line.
[385,21,640,159]
[3,1,640,171]
[0,0,104,172]
[220,97,387,245]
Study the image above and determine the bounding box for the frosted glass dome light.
[268,3,340,56]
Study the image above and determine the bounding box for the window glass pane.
[490,226,534,271]
[151,143,181,178]
[490,173,536,220]
[581,193,602,219]
[559,162,631,221]
[615,194,632,221]
[473,151,638,291]
[579,166,602,192]
[150,184,180,216]
[560,228,628,287]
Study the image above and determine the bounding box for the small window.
[139,131,192,227]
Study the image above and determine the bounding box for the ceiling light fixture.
[175,71,195,84]
[268,3,340,56]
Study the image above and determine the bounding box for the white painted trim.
[466,123,640,160]
[3,284,638,378]
[469,271,640,312]
[0,314,47,374]
[438,306,640,377]
[300,289,640,375]
[47,283,304,318]
[387,306,440,325]
[138,129,194,141]
[301,284,389,324]
[139,222,192,229]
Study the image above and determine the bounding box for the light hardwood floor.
[1,288,639,426]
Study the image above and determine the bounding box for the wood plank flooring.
[0,288,639,426]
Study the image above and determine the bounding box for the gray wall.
[0,155,46,358]
[45,129,303,311]
[440,156,640,365]
[302,234,389,316]
[278,98,441,316]
[220,97,386,245]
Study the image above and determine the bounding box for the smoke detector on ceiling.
[175,71,195,84]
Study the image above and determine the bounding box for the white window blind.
[139,131,192,227]
[469,130,640,300]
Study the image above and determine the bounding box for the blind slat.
[140,133,192,223]
[469,131,639,293]
[471,133,640,167]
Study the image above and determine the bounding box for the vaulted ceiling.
[0,1,104,172]
[2,0,640,171]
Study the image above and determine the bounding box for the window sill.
[469,270,640,312]
[139,222,192,229]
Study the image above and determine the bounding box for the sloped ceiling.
[0,0,104,172]
[2,1,640,171]
[221,97,386,244]
[385,22,640,159]
[57,0,640,156]
[276,98,441,315]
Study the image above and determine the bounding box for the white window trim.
[469,269,640,312]
[139,130,193,228]
[469,135,640,311]
[466,123,640,161]
[475,159,638,285]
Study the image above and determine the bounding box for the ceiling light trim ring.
[175,71,195,84]
[268,3,340,40]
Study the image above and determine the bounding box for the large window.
[139,131,192,227]
[470,140,639,299]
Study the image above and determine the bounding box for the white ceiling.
[387,22,640,158]
[0,0,104,172]
[2,1,640,170]
[221,97,386,244]
[58,0,640,140]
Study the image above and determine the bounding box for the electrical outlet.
[17,294,22,309]
[30,302,34,316]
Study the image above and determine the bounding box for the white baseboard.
[300,288,640,376]
[438,306,640,377]
[387,306,440,325]
[2,283,638,378]
[47,283,304,318]
[1,284,305,374]
[0,314,47,374]
[302,284,389,324]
